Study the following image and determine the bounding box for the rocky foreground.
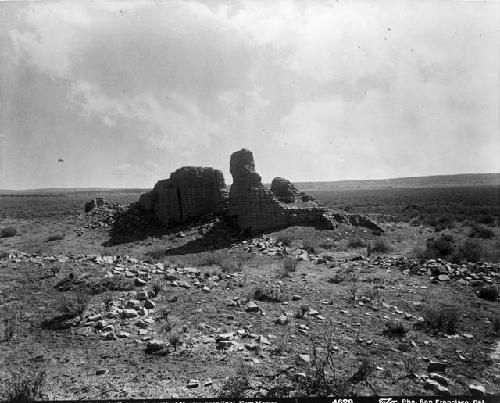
[1,234,499,398]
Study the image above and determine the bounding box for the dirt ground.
[0,190,499,399]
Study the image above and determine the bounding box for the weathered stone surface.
[138,148,382,234]
[84,197,107,213]
[139,166,228,226]
[270,177,314,203]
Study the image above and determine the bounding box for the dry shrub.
[47,233,65,241]
[383,321,408,337]
[347,237,366,248]
[253,287,284,302]
[276,234,293,246]
[1,226,17,238]
[280,257,298,277]
[372,238,390,253]
[218,362,252,398]
[478,285,499,302]
[2,369,45,402]
[423,305,460,334]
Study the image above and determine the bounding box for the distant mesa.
[137,149,382,235]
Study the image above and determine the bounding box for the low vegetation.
[1,369,46,402]
[423,304,460,334]
[1,226,17,238]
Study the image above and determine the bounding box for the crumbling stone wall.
[227,149,337,234]
[139,166,227,226]
[270,177,315,203]
[137,148,382,234]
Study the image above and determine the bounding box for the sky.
[0,0,498,189]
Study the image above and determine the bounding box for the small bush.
[169,331,182,350]
[371,238,390,253]
[347,237,366,248]
[477,214,494,224]
[1,226,17,238]
[218,364,251,398]
[150,280,164,298]
[281,257,298,277]
[491,315,500,335]
[197,250,226,266]
[276,234,293,247]
[478,285,499,302]
[59,291,90,317]
[50,266,61,277]
[219,252,249,273]
[294,304,310,319]
[302,240,318,254]
[457,239,482,263]
[158,309,180,333]
[328,274,345,284]
[2,318,15,342]
[253,287,283,302]
[87,276,135,294]
[2,369,45,402]
[383,321,408,337]
[469,224,494,239]
[423,305,460,334]
[319,239,336,250]
[425,234,455,259]
[47,233,65,242]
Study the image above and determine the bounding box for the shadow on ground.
[103,203,179,246]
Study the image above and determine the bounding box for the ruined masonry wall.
[227,149,330,234]
[139,167,227,226]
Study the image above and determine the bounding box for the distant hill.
[0,188,148,195]
[1,173,499,195]
[294,173,500,191]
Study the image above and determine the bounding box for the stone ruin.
[138,149,382,234]
[138,166,227,226]
[84,197,107,213]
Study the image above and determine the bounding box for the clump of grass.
[318,239,336,250]
[295,304,309,319]
[424,234,455,259]
[158,308,180,333]
[383,321,408,337]
[371,238,390,253]
[490,315,500,335]
[293,336,375,396]
[50,266,61,277]
[280,257,298,277]
[219,252,250,273]
[218,363,251,398]
[2,369,46,402]
[478,285,499,302]
[2,318,15,342]
[59,290,90,317]
[328,273,345,284]
[88,276,135,294]
[253,287,284,302]
[276,234,293,247]
[302,240,318,254]
[169,331,182,350]
[47,233,65,242]
[150,280,164,298]
[1,226,17,238]
[196,250,226,266]
[469,224,494,239]
[456,239,482,263]
[359,287,379,302]
[347,237,366,248]
[423,305,460,334]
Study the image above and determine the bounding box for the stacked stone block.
[139,166,227,226]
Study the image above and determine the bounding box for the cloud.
[1,0,498,189]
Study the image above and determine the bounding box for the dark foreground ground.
[0,186,499,399]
